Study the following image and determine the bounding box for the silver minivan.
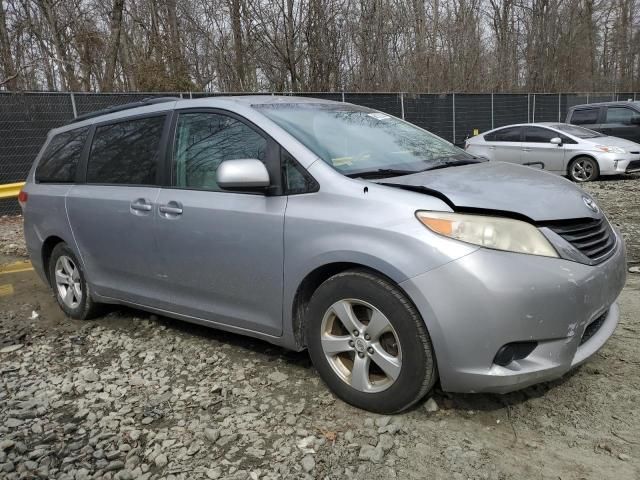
[21,96,626,413]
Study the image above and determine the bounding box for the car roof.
[486,122,566,130]
[53,95,342,135]
[569,100,640,109]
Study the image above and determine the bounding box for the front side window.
[524,127,560,143]
[36,127,89,183]
[173,112,267,191]
[87,115,166,185]
[256,103,477,177]
[570,108,599,125]
[605,107,640,124]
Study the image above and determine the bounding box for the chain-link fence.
[1,91,639,215]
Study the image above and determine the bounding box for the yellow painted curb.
[0,260,33,275]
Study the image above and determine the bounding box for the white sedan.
[465,122,640,182]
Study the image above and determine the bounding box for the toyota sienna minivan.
[21,96,626,413]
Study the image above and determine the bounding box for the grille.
[626,160,640,172]
[580,311,607,346]
[547,217,616,263]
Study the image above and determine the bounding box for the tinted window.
[525,127,560,143]
[87,115,166,185]
[570,108,599,125]
[605,107,640,124]
[485,127,522,142]
[282,150,317,194]
[36,127,89,183]
[173,112,267,191]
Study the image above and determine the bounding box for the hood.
[378,162,601,222]
[583,135,640,150]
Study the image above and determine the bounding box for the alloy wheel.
[571,159,595,181]
[320,299,402,393]
[55,255,82,309]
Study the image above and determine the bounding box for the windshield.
[551,124,605,139]
[255,103,478,176]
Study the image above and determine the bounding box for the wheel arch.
[567,153,599,169]
[290,262,419,349]
[41,235,67,286]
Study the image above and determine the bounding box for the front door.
[154,110,286,336]
[602,106,640,143]
[521,126,566,173]
[66,114,169,304]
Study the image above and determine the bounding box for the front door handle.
[159,201,183,216]
[130,198,152,212]
[522,148,531,152]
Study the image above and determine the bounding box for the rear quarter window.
[570,108,599,125]
[87,115,166,185]
[35,127,89,183]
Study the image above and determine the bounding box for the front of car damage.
[380,161,627,393]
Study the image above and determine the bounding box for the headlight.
[595,145,626,154]
[416,211,558,258]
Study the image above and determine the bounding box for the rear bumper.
[401,231,627,393]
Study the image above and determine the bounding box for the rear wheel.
[48,243,101,319]
[568,156,599,182]
[305,269,437,413]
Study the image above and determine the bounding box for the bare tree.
[1,0,638,92]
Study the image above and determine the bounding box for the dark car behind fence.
[1,90,638,215]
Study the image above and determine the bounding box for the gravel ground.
[0,174,639,480]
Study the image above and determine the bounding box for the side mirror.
[630,117,640,125]
[550,137,563,146]
[217,159,270,191]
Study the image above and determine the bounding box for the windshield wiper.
[420,159,481,172]
[346,168,419,179]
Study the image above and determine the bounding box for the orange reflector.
[419,217,453,236]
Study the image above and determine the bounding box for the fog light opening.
[494,341,538,367]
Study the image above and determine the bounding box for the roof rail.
[68,97,180,124]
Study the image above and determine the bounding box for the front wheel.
[305,269,437,413]
[568,156,599,182]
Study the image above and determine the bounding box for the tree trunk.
[101,0,125,91]
[0,0,17,90]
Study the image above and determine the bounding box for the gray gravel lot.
[0,174,639,480]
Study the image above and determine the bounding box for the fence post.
[527,93,530,122]
[189,91,193,99]
[452,93,456,144]
[491,93,494,129]
[341,91,345,103]
[69,92,78,118]
[586,93,589,104]
[532,94,536,123]
[400,92,405,120]
[558,93,561,122]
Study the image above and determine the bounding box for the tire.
[568,156,599,182]
[305,269,437,413]
[48,243,101,320]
